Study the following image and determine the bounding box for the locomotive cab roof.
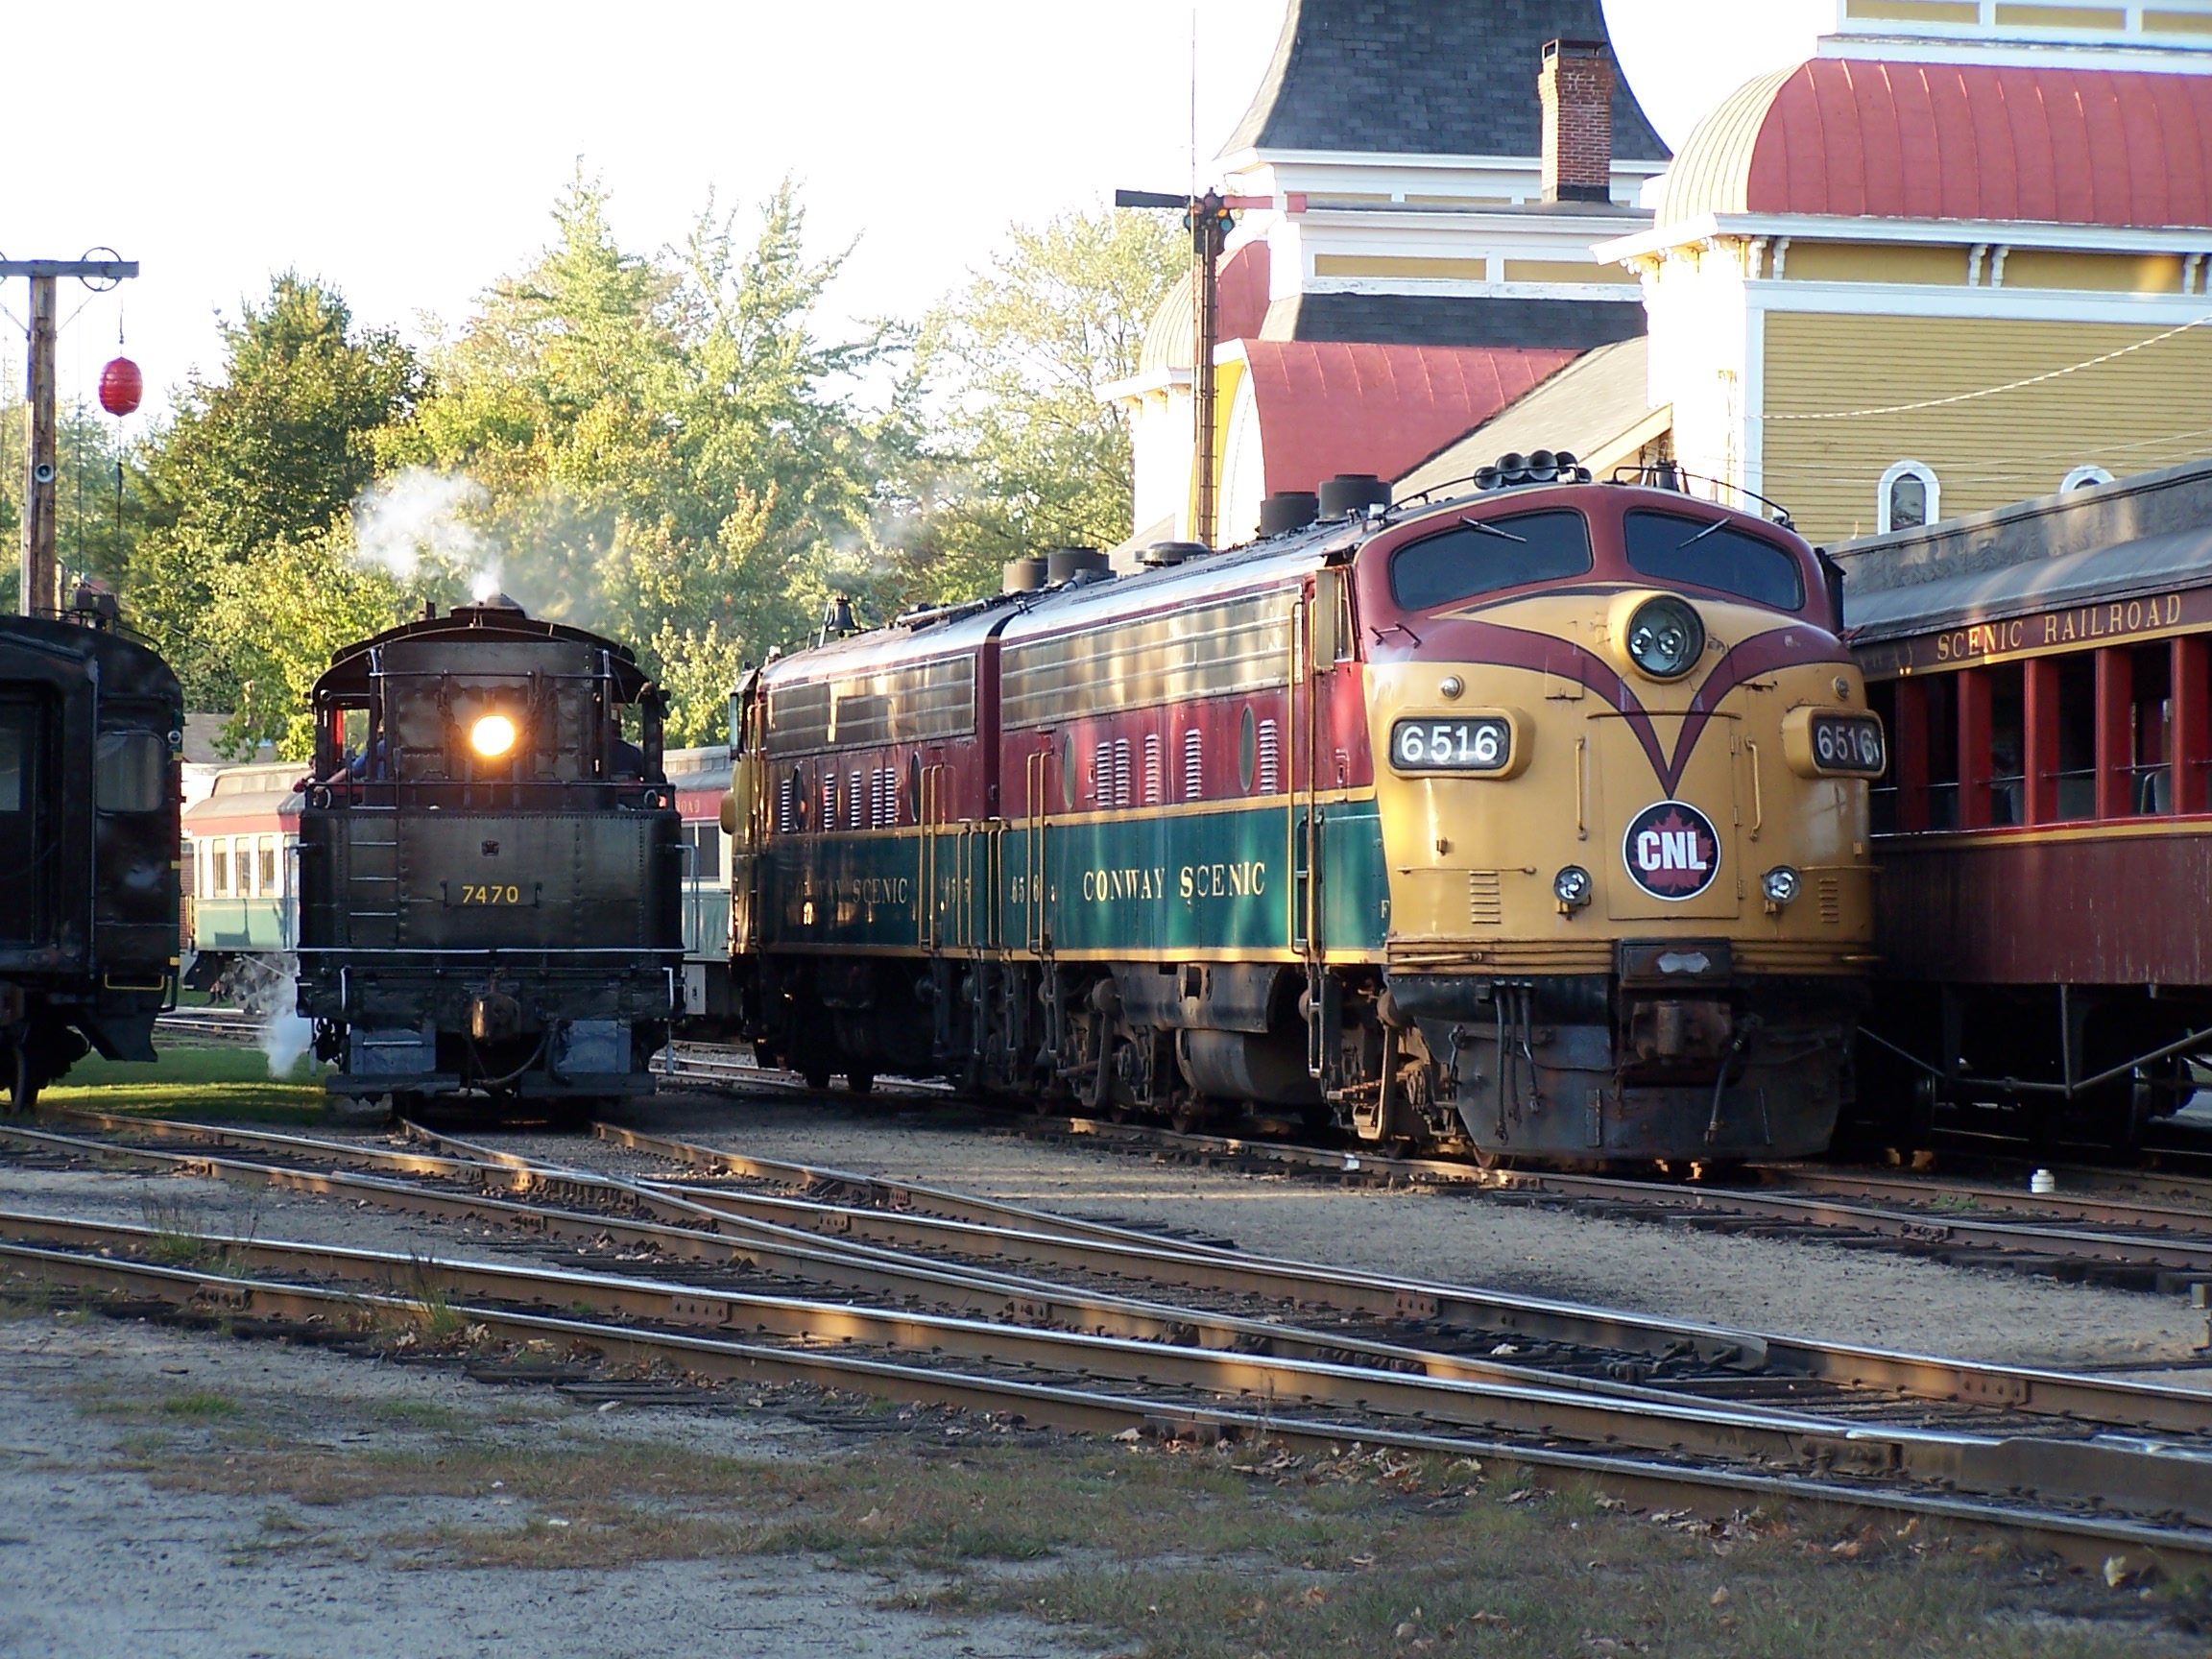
[313,600,658,704]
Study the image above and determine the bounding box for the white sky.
[6,0,1835,431]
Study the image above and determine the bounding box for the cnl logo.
[1622,800,1720,902]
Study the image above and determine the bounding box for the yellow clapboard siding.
[1502,259,1637,285]
[2147,9,2212,34]
[1993,3,2128,26]
[1784,242,1968,286]
[2000,251,2185,293]
[1761,311,2212,543]
[1313,254,1491,281]
[1844,0,1979,18]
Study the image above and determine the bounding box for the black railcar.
[296,598,684,1118]
[0,608,181,1107]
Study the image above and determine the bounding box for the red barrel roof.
[1660,57,2212,230]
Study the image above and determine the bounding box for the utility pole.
[2,256,139,617]
[1114,190,1255,549]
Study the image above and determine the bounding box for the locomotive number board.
[454,883,525,904]
[1807,714,1885,776]
[1389,717,1511,774]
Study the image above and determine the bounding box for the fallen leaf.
[1302,1586,1328,1605]
[1830,1540,1863,1559]
[1394,1622,1417,1641]
[2104,1555,2133,1588]
[1113,1428,1142,1443]
[1710,1586,1731,1607]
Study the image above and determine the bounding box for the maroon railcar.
[1839,458,2212,1150]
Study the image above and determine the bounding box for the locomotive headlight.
[469,713,518,758]
[1623,595,1705,681]
[1761,865,1801,907]
[1553,864,1593,913]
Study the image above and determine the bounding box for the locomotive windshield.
[1623,510,1804,611]
[1388,509,1592,610]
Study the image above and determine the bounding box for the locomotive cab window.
[1623,511,1804,611]
[1388,509,1592,611]
[94,730,167,813]
[0,707,28,811]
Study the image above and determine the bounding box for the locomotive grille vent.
[1142,733,1162,805]
[1468,870,1503,926]
[1258,718,1280,795]
[778,775,798,833]
[850,770,864,830]
[1094,741,1112,806]
[1183,729,1204,800]
[821,779,836,829]
[1113,737,1132,808]
[1818,875,1841,925]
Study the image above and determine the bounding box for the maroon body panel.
[1874,821,2212,985]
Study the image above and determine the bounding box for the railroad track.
[155,1007,262,1044]
[6,1108,2212,1572]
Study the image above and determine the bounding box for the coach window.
[2127,644,2173,814]
[258,835,278,898]
[1984,664,2025,827]
[1878,462,1938,535]
[234,839,254,899]
[1924,676,1960,830]
[1388,509,1592,611]
[2175,636,2212,814]
[211,838,230,898]
[2052,655,2098,819]
[94,730,166,813]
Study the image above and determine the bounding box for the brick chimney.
[1539,38,1616,204]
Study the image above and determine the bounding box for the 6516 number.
[1389,717,1511,774]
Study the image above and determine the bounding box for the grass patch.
[158,1390,239,1419]
[128,1429,2209,1652]
[370,1400,471,1433]
[41,1044,327,1124]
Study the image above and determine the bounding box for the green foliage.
[413,173,880,742]
[0,395,136,613]
[129,274,425,712]
[91,183,1183,747]
[885,206,1186,606]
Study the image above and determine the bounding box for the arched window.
[1877,461,1939,535]
[2059,465,2114,494]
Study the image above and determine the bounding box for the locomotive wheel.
[3,1043,35,1115]
[845,1070,875,1094]
[801,1062,832,1092]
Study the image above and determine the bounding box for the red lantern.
[98,356,143,418]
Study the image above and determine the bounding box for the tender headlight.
[1762,865,1801,906]
[469,713,518,758]
[1553,864,1593,911]
[1624,596,1705,680]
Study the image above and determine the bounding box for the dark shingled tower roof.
[1223,0,1670,162]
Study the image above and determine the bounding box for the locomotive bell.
[469,987,522,1043]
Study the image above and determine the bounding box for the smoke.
[351,468,501,599]
[218,953,313,1079]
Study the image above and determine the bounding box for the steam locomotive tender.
[297,599,683,1118]
[0,606,181,1108]
[727,461,1884,1165]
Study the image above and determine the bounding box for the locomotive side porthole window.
[1877,461,1938,534]
[1389,509,1593,611]
[1060,730,1076,812]
[1238,707,1258,793]
[907,751,923,824]
[2059,465,2114,494]
[93,730,166,813]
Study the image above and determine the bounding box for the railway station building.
[1125,0,2212,557]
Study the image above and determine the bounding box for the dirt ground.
[0,1311,1089,1659]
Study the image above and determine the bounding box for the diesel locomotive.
[295,597,684,1118]
[0,601,181,1109]
[725,461,1885,1165]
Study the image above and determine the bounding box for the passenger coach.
[1840,459,2212,1151]
[729,459,1882,1165]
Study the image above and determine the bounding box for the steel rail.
[12,1115,2212,1437]
[1032,1116,2212,1272]
[9,1237,2212,1575]
[1740,1166,2212,1237]
[0,1212,2039,1485]
[0,1121,1774,1407]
